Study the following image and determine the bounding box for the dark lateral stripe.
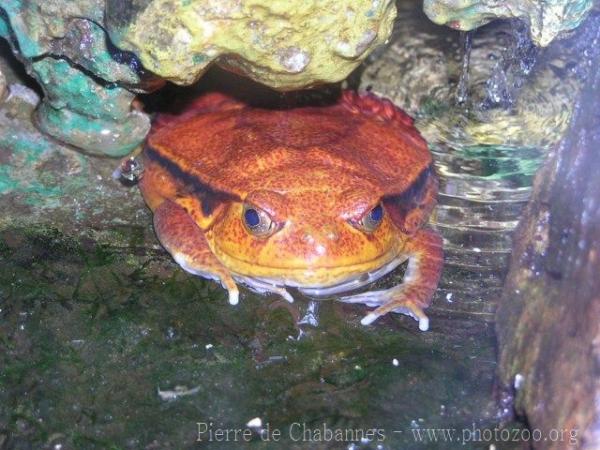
[382,163,434,204]
[381,163,435,234]
[145,146,240,216]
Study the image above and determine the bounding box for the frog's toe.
[226,285,240,305]
[267,285,294,303]
[339,290,389,308]
[279,288,295,303]
[235,276,294,303]
[340,287,430,331]
[360,301,429,331]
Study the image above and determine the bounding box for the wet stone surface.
[0,227,503,449]
[497,12,600,449]
[423,0,593,47]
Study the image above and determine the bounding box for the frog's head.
[209,192,397,292]
[207,164,436,293]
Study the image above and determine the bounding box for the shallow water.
[355,2,590,329]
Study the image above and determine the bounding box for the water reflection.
[359,1,593,321]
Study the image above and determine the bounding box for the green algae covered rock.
[0,0,154,157]
[0,0,395,156]
[106,0,396,89]
[423,0,593,46]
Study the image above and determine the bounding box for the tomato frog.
[139,90,443,331]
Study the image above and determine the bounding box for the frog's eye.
[354,203,384,233]
[242,204,276,237]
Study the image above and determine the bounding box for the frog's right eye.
[242,204,276,237]
[350,203,385,233]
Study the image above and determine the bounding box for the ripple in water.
[424,18,598,314]
[430,141,545,315]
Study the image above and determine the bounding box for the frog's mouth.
[231,254,406,300]
[296,256,405,296]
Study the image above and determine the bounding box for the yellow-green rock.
[358,6,584,150]
[106,0,396,89]
[423,0,593,46]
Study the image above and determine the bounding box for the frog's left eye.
[242,204,277,237]
[353,203,385,233]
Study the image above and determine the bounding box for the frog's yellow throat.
[209,237,406,297]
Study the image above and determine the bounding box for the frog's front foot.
[340,228,443,331]
[153,200,240,305]
[342,287,431,331]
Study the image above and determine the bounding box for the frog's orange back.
[147,91,432,197]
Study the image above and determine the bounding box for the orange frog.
[139,91,443,331]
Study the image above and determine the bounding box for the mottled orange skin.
[140,91,443,330]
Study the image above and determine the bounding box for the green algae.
[0,16,8,39]
[0,1,150,156]
[0,226,504,449]
[0,130,65,199]
[0,107,90,205]
[448,144,545,181]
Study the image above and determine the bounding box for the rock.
[32,57,152,157]
[0,1,155,156]
[423,0,594,46]
[0,0,395,156]
[0,80,153,244]
[359,6,586,150]
[496,14,600,449]
[106,0,396,89]
[0,66,6,103]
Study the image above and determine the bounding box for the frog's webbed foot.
[341,287,430,331]
[172,252,239,305]
[340,228,443,331]
[154,200,240,305]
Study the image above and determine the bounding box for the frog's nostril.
[301,227,337,248]
[300,231,331,257]
[326,231,339,241]
[321,225,339,241]
[302,233,315,244]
